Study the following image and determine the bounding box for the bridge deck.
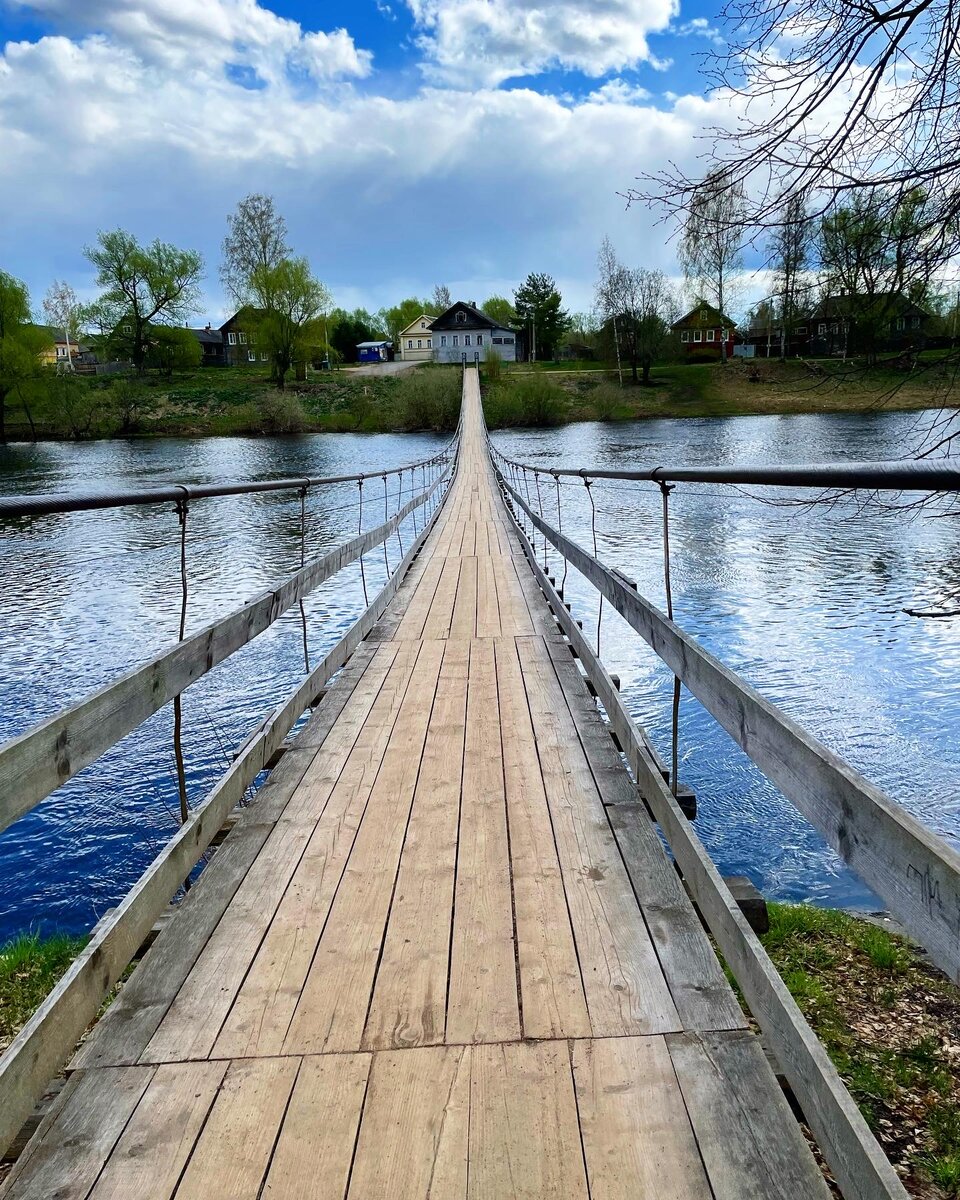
[1,373,830,1198]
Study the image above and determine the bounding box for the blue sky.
[0,0,741,321]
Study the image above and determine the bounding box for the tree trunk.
[630,355,639,384]
[642,358,651,386]
[17,386,36,440]
[0,386,7,444]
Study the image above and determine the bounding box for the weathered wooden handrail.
[495,463,909,1200]
[0,449,458,1159]
[496,462,960,986]
[0,463,452,835]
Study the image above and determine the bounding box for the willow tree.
[221,194,291,308]
[251,258,331,389]
[0,272,48,441]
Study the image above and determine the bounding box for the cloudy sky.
[0,0,744,322]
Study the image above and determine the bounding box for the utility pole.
[531,315,537,363]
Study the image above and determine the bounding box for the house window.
[421,321,426,329]
[427,339,432,348]
[228,332,237,344]
[680,331,689,343]
[123,324,132,335]
[796,325,807,335]
[465,334,471,346]
[441,335,447,347]
[408,340,413,349]
[706,329,715,341]
[239,332,247,344]
[260,353,268,362]
[477,334,483,346]
[818,323,826,334]
[896,317,905,330]
[503,338,514,345]
[56,345,66,357]
[248,350,256,362]
[693,330,702,342]
[453,335,459,346]
[456,311,466,324]
[492,336,503,345]
[699,309,707,322]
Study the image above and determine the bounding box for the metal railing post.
[659,480,681,798]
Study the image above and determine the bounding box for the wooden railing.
[490,447,960,1200]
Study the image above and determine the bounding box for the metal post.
[659,481,681,798]
[395,468,404,559]
[382,473,390,576]
[553,471,568,598]
[583,475,603,658]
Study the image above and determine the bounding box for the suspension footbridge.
[1,367,959,1198]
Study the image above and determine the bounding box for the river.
[2,409,959,940]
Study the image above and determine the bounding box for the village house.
[219,309,269,366]
[190,325,227,366]
[671,302,737,359]
[398,314,435,362]
[741,292,934,358]
[429,301,517,363]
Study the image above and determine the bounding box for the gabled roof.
[190,328,223,346]
[808,292,931,320]
[671,302,737,331]
[220,307,264,331]
[398,314,436,337]
[430,301,500,331]
[357,340,392,348]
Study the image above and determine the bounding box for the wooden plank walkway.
[1,371,831,1199]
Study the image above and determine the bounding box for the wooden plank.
[87,1061,227,1200]
[0,1067,154,1200]
[572,1036,712,1200]
[213,642,424,1059]
[173,1057,300,1200]
[468,1041,589,1200]
[422,557,462,639]
[499,491,909,1200]
[282,640,445,1054]
[346,1045,470,1199]
[446,639,521,1044]
[363,641,469,1050]
[261,1054,371,1200]
[503,473,960,988]
[494,638,590,1040]
[141,818,321,1064]
[668,1030,831,1198]
[516,636,680,1037]
[393,555,444,641]
[450,555,478,640]
[0,475,444,835]
[475,554,501,639]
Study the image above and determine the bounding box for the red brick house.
[672,302,737,358]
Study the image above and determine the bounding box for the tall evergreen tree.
[513,273,569,361]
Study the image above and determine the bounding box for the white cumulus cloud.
[405,0,677,86]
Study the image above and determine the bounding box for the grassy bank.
[0,932,85,1055]
[482,356,960,427]
[2,365,462,441]
[757,903,960,1197]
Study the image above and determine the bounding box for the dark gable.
[430,301,500,332]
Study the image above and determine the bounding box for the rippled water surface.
[2,410,959,939]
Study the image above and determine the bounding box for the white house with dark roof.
[398,314,435,362]
[429,301,518,364]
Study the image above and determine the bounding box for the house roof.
[357,340,392,348]
[671,303,737,331]
[398,314,436,337]
[429,301,500,331]
[220,307,264,331]
[190,328,223,346]
[809,292,931,320]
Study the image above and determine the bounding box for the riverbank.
[2,905,956,1192]
[483,356,960,427]
[3,357,957,442]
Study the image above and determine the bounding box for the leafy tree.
[0,272,48,442]
[221,194,290,308]
[328,308,384,363]
[251,257,331,389]
[432,284,452,311]
[818,188,934,360]
[513,274,569,361]
[618,269,676,385]
[85,230,203,375]
[378,297,437,345]
[42,281,80,372]
[769,195,814,361]
[147,326,203,377]
[595,236,628,384]
[679,171,746,363]
[482,295,516,329]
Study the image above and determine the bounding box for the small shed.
[357,340,392,364]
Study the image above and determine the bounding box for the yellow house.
[398,314,435,362]
[36,327,80,367]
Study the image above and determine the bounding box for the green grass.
[756,902,960,1194]
[0,932,86,1051]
